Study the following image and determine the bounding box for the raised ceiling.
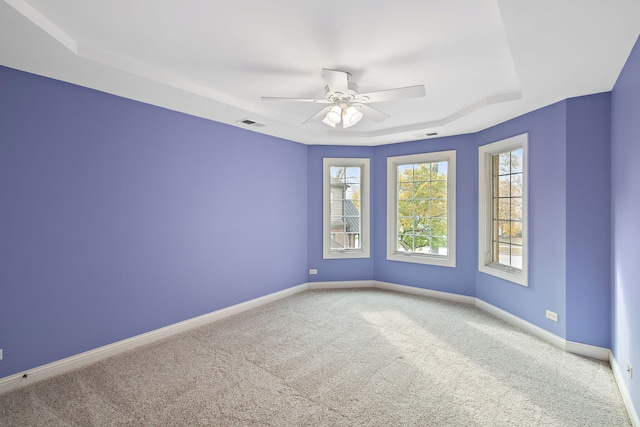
[2,0,639,145]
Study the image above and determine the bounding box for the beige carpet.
[0,288,632,426]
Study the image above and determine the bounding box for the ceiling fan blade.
[357,85,426,103]
[261,96,330,103]
[322,69,350,94]
[302,106,332,124]
[355,103,391,122]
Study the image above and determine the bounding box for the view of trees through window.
[329,166,361,250]
[396,161,448,255]
[491,148,523,269]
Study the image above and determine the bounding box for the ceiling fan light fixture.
[342,106,363,128]
[324,105,342,126]
[322,116,337,127]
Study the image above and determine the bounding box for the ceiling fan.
[261,69,426,129]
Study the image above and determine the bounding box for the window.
[478,133,528,286]
[387,150,456,267]
[323,158,370,259]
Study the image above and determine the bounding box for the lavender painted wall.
[565,93,611,348]
[372,136,477,296]
[475,102,568,338]
[611,36,640,417]
[306,145,374,282]
[0,66,308,378]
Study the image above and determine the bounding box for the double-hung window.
[478,133,528,286]
[323,158,370,259]
[387,150,456,267]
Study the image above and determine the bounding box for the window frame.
[323,158,370,259]
[478,133,529,286]
[386,150,456,267]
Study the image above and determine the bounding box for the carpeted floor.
[0,288,632,426]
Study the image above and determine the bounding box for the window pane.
[497,243,511,266]
[498,152,511,175]
[497,198,510,220]
[498,175,510,197]
[398,217,413,234]
[431,218,447,237]
[414,199,430,217]
[414,181,431,199]
[433,161,448,177]
[398,235,414,252]
[511,149,523,173]
[497,220,511,243]
[511,198,522,221]
[431,180,447,198]
[398,200,413,216]
[511,173,523,197]
[414,163,431,181]
[510,221,523,242]
[399,183,413,199]
[432,237,448,255]
[397,164,413,182]
[432,199,447,217]
[415,216,430,235]
[345,167,360,184]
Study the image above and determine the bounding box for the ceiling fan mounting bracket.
[324,81,360,103]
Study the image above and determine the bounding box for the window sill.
[479,264,527,286]
[387,252,455,267]
[324,250,370,260]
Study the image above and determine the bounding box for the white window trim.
[386,150,456,267]
[323,158,370,259]
[478,133,529,286]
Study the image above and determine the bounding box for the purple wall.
[372,136,477,296]
[0,66,308,378]
[565,93,611,348]
[476,102,568,338]
[306,145,375,282]
[611,36,640,416]
[474,94,613,349]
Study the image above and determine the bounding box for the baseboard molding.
[475,299,611,362]
[475,299,567,351]
[611,354,640,427]
[373,281,476,304]
[307,280,374,290]
[565,340,611,361]
[0,283,309,395]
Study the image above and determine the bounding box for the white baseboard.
[565,340,611,361]
[0,283,309,395]
[611,354,640,427]
[475,299,568,351]
[374,281,476,304]
[307,280,374,290]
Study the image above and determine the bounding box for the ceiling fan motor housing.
[324,81,361,103]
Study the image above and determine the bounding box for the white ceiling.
[2,0,639,146]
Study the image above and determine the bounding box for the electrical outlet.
[309,269,317,275]
[545,310,558,322]
[627,362,633,379]
[0,348,3,361]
